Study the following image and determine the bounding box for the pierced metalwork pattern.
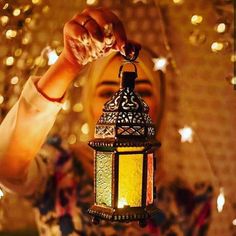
[143,113,152,124]
[98,112,118,124]
[104,91,121,111]
[95,152,113,207]
[117,126,145,136]
[117,112,144,124]
[95,125,115,138]
[136,94,149,112]
[121,89,140,111]
[148,127,155,136]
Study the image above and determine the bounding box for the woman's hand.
[61,7,138,66]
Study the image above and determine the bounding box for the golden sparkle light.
[73,103,84,112]
[0,16,9,26]
[11,76,19,85]
[232,219,236,226]
[152,57,168,72]
[191,15,203,25]
[231,76,236,85]
[211,42,224,52]
[81,123,89,135]
[217,187,225,213]
[216,23,226,33]
[6,29,17,39]
[5,56,15,66]
[0,95,4,104]
[86,0,97,5]
[173,0,184,4]
[178,126,194,143]
[0,188,4,199]
[47,49,59,65]
[13,8,21,16]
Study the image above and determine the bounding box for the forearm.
[36,51,82,101]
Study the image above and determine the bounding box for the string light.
[133,0,148,4]
[152,57,168,72]
[230,54,236,62]
[191,15,203,25]
[32,0,42,5]
[211,42,224,52]
[217,187,225,213]
[3,3,9,10]
[178,126,194,143]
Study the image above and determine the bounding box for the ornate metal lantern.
[88,58,161,227]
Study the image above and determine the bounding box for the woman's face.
[92,55,160,124]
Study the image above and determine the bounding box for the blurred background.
[0,0,235,235]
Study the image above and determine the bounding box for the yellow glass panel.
[118,153,143,208]
[117,147,144,152]
[96,152,112,207]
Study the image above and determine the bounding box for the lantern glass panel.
[96,151,113,207]
[118,151,143,208]
[146,153,154,205]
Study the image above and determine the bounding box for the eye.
[136,89,153,98]
[98,89,115,99]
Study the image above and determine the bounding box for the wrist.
[59,50,82,76]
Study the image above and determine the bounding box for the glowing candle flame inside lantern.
[118,198,128,208]
[217,187,225,213]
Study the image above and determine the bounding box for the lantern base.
[88,204,161,225]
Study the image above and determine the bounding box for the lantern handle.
[118,61,138,78]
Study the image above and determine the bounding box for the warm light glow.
[1,16,9,26]
[62,100,70,111]
[178,126,193,143]
[146,153,154,205]
[0,188,4,199]
[86,0,97,5]
[118,198,128,208]
[11,76,19,85]
[152,57,168,72]
[5,56,14,66]
[231,54,236,62]
[118,153,143,208]
[32,0,42,4]
[191,15,203,25]
[6,29,17,39]
[96,152,113,207]
[81,123,89,135]
[47,49,59,65]
[217,188,225,213]
[68,134,77,144]
[0,95,4,104]
[231,76,236,85]
[13,9,21,16]
[173,0,184,4]
[216,23,226,33]
[232,219,236,226]
[133,0,147,3]
[73,103,83,112]
[211,42,224,52]
[117,147,144,152]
